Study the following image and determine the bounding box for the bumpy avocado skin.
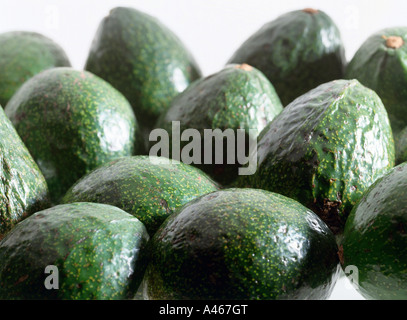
[154,64,283,185]
[0,31,71,107]
[144,188,340,300]
[0,107,50,239]
[341,163,407,300]
[235,80,395,234]
[0,202,149,300]
[345,27,407,135]
[228,9,346,106]
[5,67,139,204]
[62,156,219,236]
[85,7,201,131]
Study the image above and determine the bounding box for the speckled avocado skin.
[5,67,139,204]
[143,188,340,300]
[62,156,219,236]
[235,80,395,234]
[154,64,283,185]
[0,31,71,107]
[0,202,149,300]
[85,7,201,132]
[228,9,346,106]
[340,162,407,300]
[345,27,407,135]
[0,107,50,239]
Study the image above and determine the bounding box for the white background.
[1,0,406,300]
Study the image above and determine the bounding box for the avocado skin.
[5,67,139,204]
[0,107,50,239]
[144,188,340,300]
[0,202,149,300]
[62,156,219,236]
[345,27,407,135]
[228,9,346,106]
[235,79,395,234]
[85,7,201,131]
[154,64,283,185]
[0,31,71,107]
[341,163,407,300]
[395,126,407,164]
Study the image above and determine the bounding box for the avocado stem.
[384,36,404,49]
[235,63,253,71]
[303,8,319,14]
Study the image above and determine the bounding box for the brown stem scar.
[303,8,319,14]
[235,63,253,71]
[385,36,404,49]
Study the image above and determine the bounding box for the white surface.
[1,0,404,300]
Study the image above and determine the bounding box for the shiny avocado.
[5,67,140,204]
[0,107,50,240]
[235,79,395,234]
[143,188,340,300]
[0,31,71,107]
[345,27,407,136]
[340,162,407,300]
[85,7,201,133]
[228,8,346,106]
[154,63,283,185]
[0,202,149,300]
[62,156,219,236]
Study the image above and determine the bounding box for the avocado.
[395,126,407,164]
[5,67,140,204]
[340,162,407,300]
[235,79,395,234]
[228,8,346,106]
[0,31,71,107]
[345,27,407,135]
[154,63,283,185]
[62,156,219,236]
[0,107,50,239]
[85,7,201,133]
[0,202,149,300]
[143,188,340,300]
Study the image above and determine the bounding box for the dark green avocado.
[62,156,219,236]
[154,63,283,185]
[0,107,50,239]
[345,27,407,135]
[85,7,201,132]
[5,67,140,204]
[228,8,346,106]
[0,31,71,107]
[235,79,395,234]
[395,126,407,164]
[0,202,149,300]
[143,188,340,300]
[340,162,407,300]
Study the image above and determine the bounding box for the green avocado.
[0,202,149,300]
[0,31,71,107]
[154,64,283,185]
[0,107,50,239]
[85,7,201,133]
[62,156,219,236]
[345,27,407,135]
[143,188,340,300]
[395,126,407,164]
[235,79,395,234]
[5,67,140,204]
[228,8,346,106]
[340,162,407,300]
